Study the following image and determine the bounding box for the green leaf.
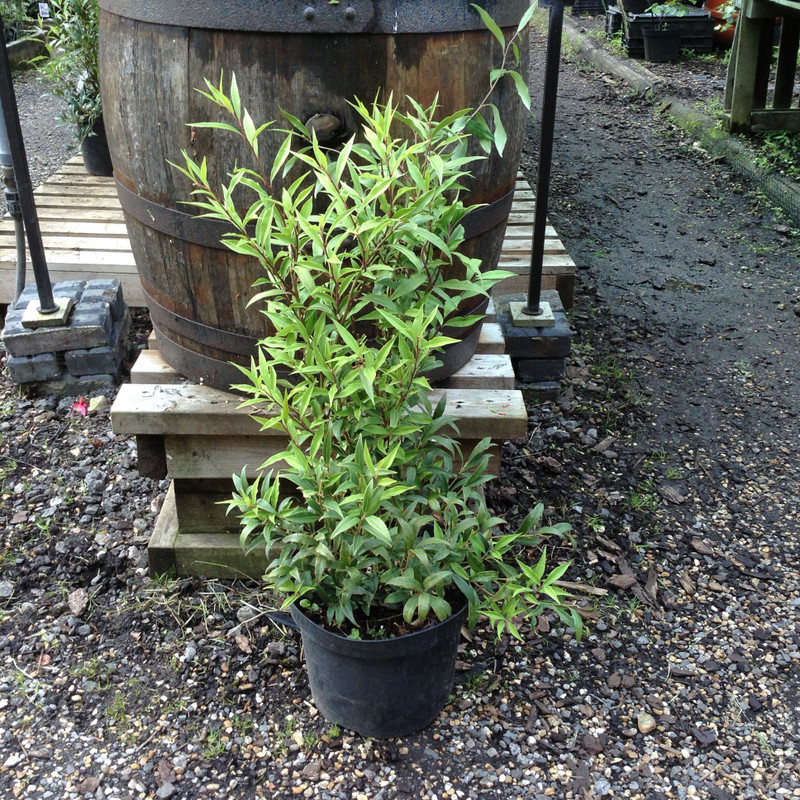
[509,71,532,112]
[229,73,241,118]
[363,516,393,545]
[491,105,507,157]
[516,2,537,35]
[472,3,506,49]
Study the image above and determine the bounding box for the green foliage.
[0,0,33,39]
[646,0,688,30]
[34,0,100,142]
[751,129,800,181]
[174,14,582,644]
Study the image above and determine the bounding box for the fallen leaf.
[691,726,718,746]
[538,456,563,473]
[234,633,252,654]
[592,436,617,453]
[644,568,658,603]
[658,485,686,504]
[536,614,550,634]
[677,571,696,596]
[156,759,177,787]
[608,574,637,589]
[88,396,109,413]
[595,535,622,553]
[690,538,715,556]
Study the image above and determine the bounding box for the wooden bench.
[723,0,800,133]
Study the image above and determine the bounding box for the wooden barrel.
[98,0,529,390]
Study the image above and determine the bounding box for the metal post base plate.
[509,300,556,328]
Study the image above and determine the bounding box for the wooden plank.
[498,254,577,274]
[0,270,144,307]
[478,322,505,355]
[32,189,123,204]
[503,223,557,237]
[0,234,134,252]
[148,482,180,576]
[40,173,117,187]
[165,434,287,478]
[749,108,800,132]
[130,350,186,385]
[0,249,137,267]
[112,382,528,440]
[16,209,126,223]
[148,483,266,580]
[173,478,238,534]
[443,354,515,390]
[30,196,127,211]
[3,219,128,235]
[502,237,567,256]
[493,272,575,308]
[131,325,509,385]
[164,435,500,480]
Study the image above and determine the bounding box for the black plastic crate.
[606,5,715,57]
[572,0,608,15]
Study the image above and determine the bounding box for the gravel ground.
[0,26,799,800]
[5,69,74,190]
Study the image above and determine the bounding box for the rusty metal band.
[144,286,258,359]
[151,325,254,392]
[119,180,513,252]
[99,0,529,34]
[116,181,234,251]
[147,285,484,391]
[147,276,486,371]
[154,318,482,392]
[461,188,515,240]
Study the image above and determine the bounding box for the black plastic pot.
[642,25,683,63]
[80,116,113,176]
[289,602,467,739]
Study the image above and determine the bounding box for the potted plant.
[34,0,111,175]
[643,0,687,61]
[174,8,583,739]
[704,0,738,48]
[1,1,33,42]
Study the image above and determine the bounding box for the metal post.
[0,16,57,313]
[524,0,567,317]
[0,77,27,302]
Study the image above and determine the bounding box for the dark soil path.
[0,25,799,800]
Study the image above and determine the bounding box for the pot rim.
[289,600,467,660]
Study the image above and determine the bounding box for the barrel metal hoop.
[152,326,253,392]
[120,179,514,251]
[116,181,235,251]
[461,188,516,240]
[99,0,530,33]
[144,286,258,359]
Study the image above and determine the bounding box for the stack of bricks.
[494,290,573,401]
[1,279,130,395]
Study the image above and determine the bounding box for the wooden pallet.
[0,157,145,306]
[1,164,575,310]
[112,326,527,579]
[494,178,575,308]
